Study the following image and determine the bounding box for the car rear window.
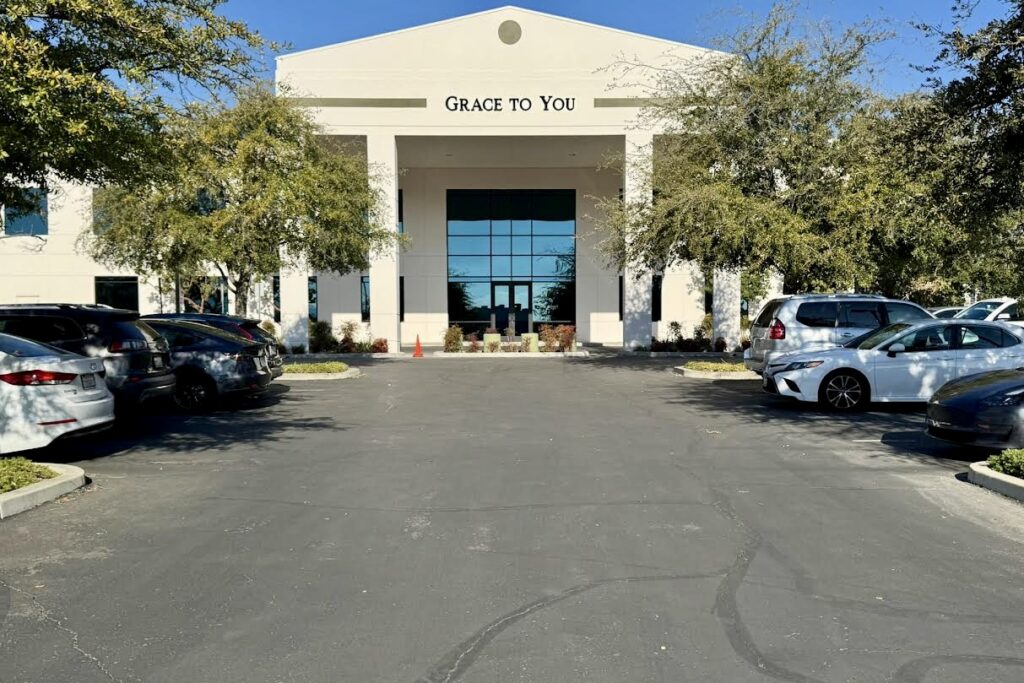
[0,333,62,357]
[0,315,85,343]
[795,302,837,328]
[752,299,785,327]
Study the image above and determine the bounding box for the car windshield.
[853,323,914,349]
[955,301,1004,320]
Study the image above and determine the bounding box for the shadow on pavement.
[37,384,343,464]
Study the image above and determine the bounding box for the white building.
[0,7,781,350]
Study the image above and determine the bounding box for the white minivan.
[744,294,934,374]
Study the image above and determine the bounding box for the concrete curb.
[0,463,86,520]
[429,351,590,358]
[279,368,362,381]
[626,351,743,359]
[673,366,760,381]
[967,462,1024,504]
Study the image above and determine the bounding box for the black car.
[143,313,283,379]
[0,304,175,405]
[145,320,272,411]
[927,368,1024,448]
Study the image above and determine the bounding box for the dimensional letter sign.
[444,95,576,112]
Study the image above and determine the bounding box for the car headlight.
[784,360,825,371]
[980,389,1024,407]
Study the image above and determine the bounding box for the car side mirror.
[996,313,1011,320]
[887,342,906,358]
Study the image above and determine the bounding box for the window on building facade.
[618,275,624,321]
[447,189,575,335]
[308,276,318,322]
[398,189,404,234]
[360,275,370,322]
[272,275,281,323]
[652,274,663,322]
[3,189,48,236]
[400,276,405,322]
[95,276,139,311]
[183,277,229,314]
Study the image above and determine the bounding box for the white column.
[367,133,400,351]
[280,262,308,351]
[712,268,742,350]
[748,269,784,321]
[622,131,654,349]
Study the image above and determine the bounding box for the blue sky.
[227,0,1010,95]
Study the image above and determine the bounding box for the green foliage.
[0,0,269,210]
[443,326,464,353]
[0,457,55,494]
[308,320,339,353]
[683,361,747,373]
[85,86,395,314]
[987,450,1024,479]
[283,361,348,374]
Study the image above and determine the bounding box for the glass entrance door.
[492,283,531,335]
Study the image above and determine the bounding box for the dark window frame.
[651,274,663,322]
[360,275,370,323]
[94,276,139,312]
[308,276,318,322]
[4,188,48,236]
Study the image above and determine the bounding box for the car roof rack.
[794,293,888,299]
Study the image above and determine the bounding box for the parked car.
[744,294,934,374]
[145,319,272,411]
[953,297,1020,322]
[926,369,1024,448]
[0,332,115,454]
[763,319,1024,410]
[929,306,963,319]
[0,304,174,406]
[143,313,283,378]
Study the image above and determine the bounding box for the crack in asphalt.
[412,571,725,683]
[708,488,826,683]
[0,577,124,683]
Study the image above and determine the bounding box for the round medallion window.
[498,20,522,45]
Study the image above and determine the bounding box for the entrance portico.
[275,6,756,351]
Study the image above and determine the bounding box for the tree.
[598,4,889,293]
[0,1,268,210]
[84,87,397,314]
[920,1,1024,299]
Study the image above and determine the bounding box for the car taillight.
[109,339,149,352]
[0,370,78,386]
[769,319,786,340]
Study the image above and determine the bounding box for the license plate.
[81,373,96,389]
[152,355,164,369]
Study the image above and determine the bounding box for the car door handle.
[840,332,855,337]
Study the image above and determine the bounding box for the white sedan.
[763,320,1024,410]
[0,333,115,454]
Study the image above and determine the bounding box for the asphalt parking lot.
[1,358,1023,682]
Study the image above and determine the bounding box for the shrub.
[696,314,713,341]
[443,325,464,352]
[289,344,306,354]
[713,336,728,352]
[370,338,388,353]
[284,361,349,374]
[309,320,339,353]
[668,321,683,342]
[467,332,481,353]
[338,321,358,353]
[650,338,674,352]
[486,340,501,353]
[354,340,372,353]
[555,325,575,351]
[987,450,1024,479]
[683,361,747,373]
[538,324,559,352]
[677,337,712,352]
[0,457,56,495]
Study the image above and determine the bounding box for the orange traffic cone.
[413,334,424,358]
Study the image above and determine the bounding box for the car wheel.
[819,371,868,411]
[175,372,217,412]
